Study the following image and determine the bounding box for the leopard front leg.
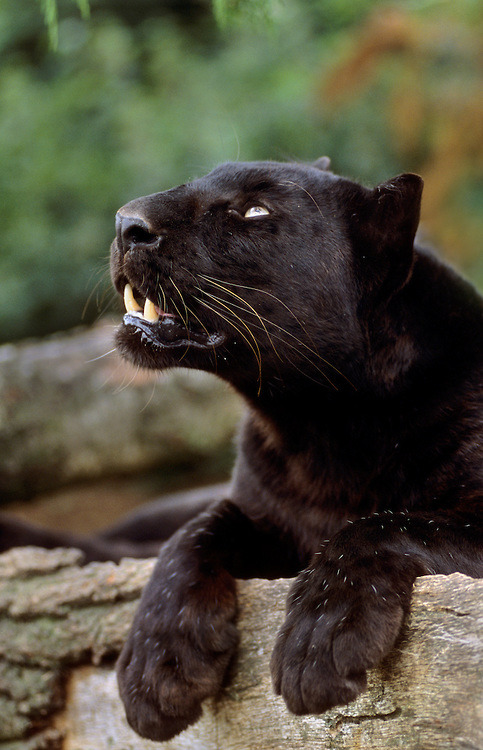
[117,517,237,741]
[117,499,301,741]
[271,511,482,715]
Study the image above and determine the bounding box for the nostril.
[124,224,159,246]
[116,214,160,253]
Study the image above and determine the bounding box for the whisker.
[165,297,192,364]
[85,348,118,363]
[200,273,308,332]
[113,364,143,394]
[199,288,267,368]
[95,289,120,322]
[82,271,114,321]
[180,269,221,371]
[194,283,286,381]
[184,302,219,373]
[187,307,218,374]
[194,296,262,393]
[277,180,323,215]
[168,277,193,361]
[169,302,191,362]
[200,287,294,361]
[199,278,282,362]
[169,277,190,329]
[140,378,158,412]
[200,274,354,388]
[156,273,168,313]
[200,302,330,391]
[233,314,338,389]
[197,294,332,388]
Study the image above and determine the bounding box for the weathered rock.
[0,321,242,500]
[0,547,481,749]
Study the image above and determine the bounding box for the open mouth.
[122,283,226,350]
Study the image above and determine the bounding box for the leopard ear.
[371,173,423,248]
[313,156,332,172]
[352,173,424,303]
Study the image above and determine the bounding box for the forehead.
[192,161,336,199]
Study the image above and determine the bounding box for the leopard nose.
[115,212,161,254]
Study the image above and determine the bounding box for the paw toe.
[124,694,202,742]
[300,668,366,714]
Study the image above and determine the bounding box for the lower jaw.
[121,313,226,351]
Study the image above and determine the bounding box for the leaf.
[40,0,59,50]
[38,0,91,50]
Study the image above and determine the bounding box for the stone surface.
[0,320,242,500]
[0,547,481,749]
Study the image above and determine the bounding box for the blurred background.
[0,0,481,525]
[1,0,481,344]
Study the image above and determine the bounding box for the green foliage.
[0,0,481,343]
[39,0,89,49]
[213,0,277,28]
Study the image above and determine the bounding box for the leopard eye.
[244,205,270,218]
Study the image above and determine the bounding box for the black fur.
[4,160,482,741]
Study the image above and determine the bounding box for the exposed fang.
[144,298,160,322]
[124,284,142,313]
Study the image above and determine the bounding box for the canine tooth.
[144,298,160,322]
[124,284,142,313]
